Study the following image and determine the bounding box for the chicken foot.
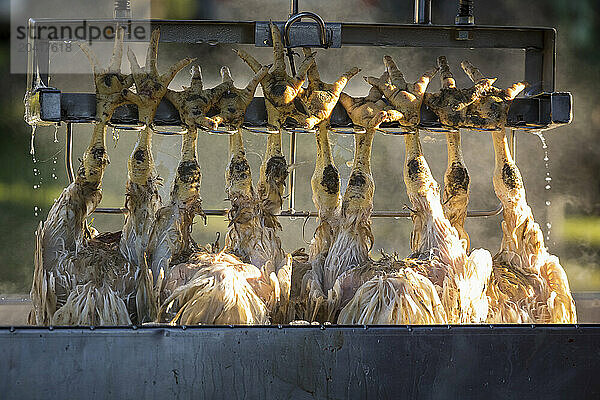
[365,55,437,130]
[425,56,526,130]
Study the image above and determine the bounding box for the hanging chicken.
[431,59,577,323]
[256,50,356,321]
[156,64,289,325]
[147,65,231,297]
[29,29,188,325]
[337,56,492,324]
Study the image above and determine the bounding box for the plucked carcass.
[147,64,231,300]
[434,60,577,323]
[337,56,492,324]
[487,128,576,323]
[253,49,357,321]
[156,63,291,325]
[28,29,188,325]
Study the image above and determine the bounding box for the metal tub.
[2,324,600,399]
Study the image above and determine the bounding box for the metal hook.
[201,125,238,135]
[283,12,329,49]
[242,123,281,135]
[329,125,367,135]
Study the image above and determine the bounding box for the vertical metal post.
[455,0,474,25]
[290,0,298,15]
[287,0,299,212]
[65,123,75,183]
[414,0,432,24]
[114,0,132,19]
[288,130,297,212]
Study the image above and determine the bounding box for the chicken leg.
[487,129,576,323]
[119,29,193,269]
[234,22,315,216]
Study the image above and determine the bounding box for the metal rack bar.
[34,91,572,130]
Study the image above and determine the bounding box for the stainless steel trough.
[2,325,600,399]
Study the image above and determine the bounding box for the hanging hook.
[283,11,330,75]
[284,12,329,49]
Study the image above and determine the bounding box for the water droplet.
[52,173,58,180]
[545,176,552,182]
[53,158,57,164]
[545,200,551,206]
[545,185,551,190]
[34,206,39,211]
[346,161,353,168]
[30,126,36,156]
[111,127,120,146]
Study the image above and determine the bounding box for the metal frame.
[27,20,558,93]
[25,12,569,217]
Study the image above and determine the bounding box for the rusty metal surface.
[2,325,600,399]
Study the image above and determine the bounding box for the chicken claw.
[233,22,315,127]
[79,27,133,124]
[425,56,526,130]
[211,64,271,129]
[166,65,231,130]
[365,55,437,129]
[339,86,403,130]
[301,47,360,129]
[124,29,194,125]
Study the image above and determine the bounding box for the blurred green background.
[2,0,600,299]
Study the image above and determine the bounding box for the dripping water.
[532,131,553,242]
[52,156,58,180]
[111,127,120,147]
[53,124,59,143]
[30,126,36,156]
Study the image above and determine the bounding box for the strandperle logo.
[15,20,149,45]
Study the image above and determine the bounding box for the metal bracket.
[255,21,341,48]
